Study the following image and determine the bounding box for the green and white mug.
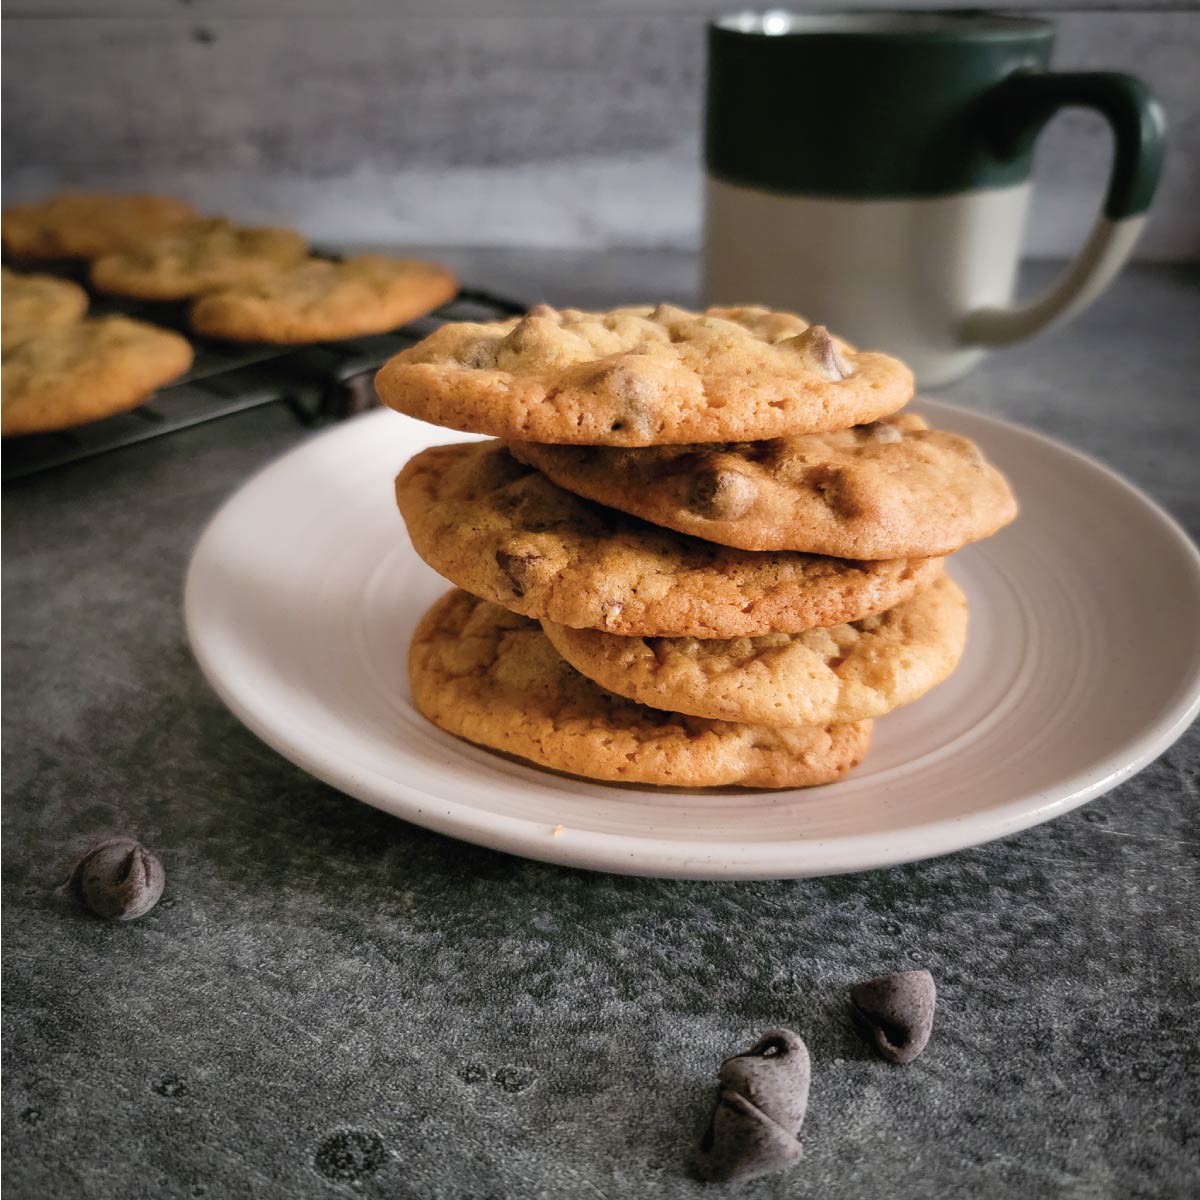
[702,11,1165,385]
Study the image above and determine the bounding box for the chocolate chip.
[601,365,652,405]
[154,1075,189,1098]
[779,325,855,380]
[697,1029,810,1183]
[579,363,658,438]
[687,467,757,521]
[494,549,544,598]
[456,340,499,369]
[806,465,862,518]
[500,313,556,356]
[65,838,165,921]
[850,969,937,1064]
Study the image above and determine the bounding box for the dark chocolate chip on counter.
[64,837,165,921]
[850,969,936,1064]
[696,1029,810,1184]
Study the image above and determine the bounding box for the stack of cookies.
[376,304,1016,789]
[2,192,457,436]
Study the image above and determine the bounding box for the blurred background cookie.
[190,255,458,344]
[2,316,193,436]
[1,267,88,352]
[89,217,307,301]
[1,192,197,260]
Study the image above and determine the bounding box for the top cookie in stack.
[375,303,910,445]
[377,303,1016,789]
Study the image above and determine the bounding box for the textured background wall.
[3,2,1198,259]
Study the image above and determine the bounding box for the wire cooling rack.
[2,271,527,481]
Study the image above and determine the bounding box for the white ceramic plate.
[185,401,1200,879]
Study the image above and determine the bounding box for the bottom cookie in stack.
[410,589,873,789]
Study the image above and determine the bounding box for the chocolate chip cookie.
[410,589,873,788]
[511,414,1017,558]
[189,255,458,343]
[2,317,193,436]
[377,303,912,446]
[90,217,307,301]
[395,441,942,638]
[2,267,88,352]
[542,573,967,727]
[2,192,198,260]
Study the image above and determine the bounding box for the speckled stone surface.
[3,255,1199,1199]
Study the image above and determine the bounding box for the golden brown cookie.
[90,217,307,301]
[2,192,198,260]
[2,317,194,436]
[189,255,459,343]
[542,573,967,728]
[376,303,912,446]
[2,267,89,352]
[395,441,942,638]
[511,414,1017,559]
[410,589,873,788]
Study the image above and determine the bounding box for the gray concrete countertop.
[3,253,1198,1199]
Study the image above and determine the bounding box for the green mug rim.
[712,10,1056,42]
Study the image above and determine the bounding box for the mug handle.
[960,71,1166,347]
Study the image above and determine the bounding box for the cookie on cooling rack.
[2,317,194,436]
[90,217,307,301]
[2,267,89,352]
[2,192,198,260]
[189,255,458,343]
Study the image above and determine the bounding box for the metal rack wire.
[2,276,527,481]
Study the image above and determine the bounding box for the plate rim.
[184,400,1200,879]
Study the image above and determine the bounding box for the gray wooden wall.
[3,2,1198,259]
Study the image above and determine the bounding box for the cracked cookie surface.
[2,192,198,260]
[376,303,912,446]
[2,268,88,351]
[90,217,307,301]
[2,316,193,436]
[395,440,942,638]
[511,413,1016,558]
[410,589,873,788]
[542,573,966,727]
[190,255,458,343]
